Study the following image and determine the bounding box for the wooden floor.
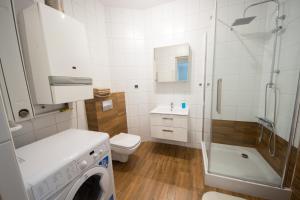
[112,142,263,200]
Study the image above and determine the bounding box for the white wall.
[105,7,151,141]
[282,0,300,146]
[12,102,85,148]
[63,0,110,88]
[212,0,300,143]
[12,0,299,148]
[13,0,214,149]
[105,0,214,148]
[257,0,300,142]
[148,0,214,148]
[213,0,267,122]
[12,0,109,148]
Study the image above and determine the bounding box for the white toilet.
[110,133,141,162]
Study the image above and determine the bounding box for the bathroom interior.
[0,0,300,200]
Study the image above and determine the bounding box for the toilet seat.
[110,133,141,150]
[110,133,141,162]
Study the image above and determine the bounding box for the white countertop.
[150,105,189,116]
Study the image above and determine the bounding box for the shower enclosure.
[202,0,300,199]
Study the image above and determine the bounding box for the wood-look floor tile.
[112,142,263,200]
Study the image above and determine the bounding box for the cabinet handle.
[162,117,173,120]
[216,78,222,114]
[162,129,173,133]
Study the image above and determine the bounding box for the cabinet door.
[0,0,33,122]
[39,4,90,78]
[154,44,190,82]
[155,57,176,82]
[155,50,176,82]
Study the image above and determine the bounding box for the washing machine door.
[65,167,110,200]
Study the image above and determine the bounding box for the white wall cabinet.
[150,114,188,142]
[0,0,33,122]
[20,2,93,104]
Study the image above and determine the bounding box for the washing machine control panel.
[76,143,109,170]
[31,161,80,200]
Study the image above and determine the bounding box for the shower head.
[232,0,278,27]
[231,16,256,26]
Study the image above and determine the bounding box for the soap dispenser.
[181,101,187,109]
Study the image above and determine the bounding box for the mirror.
[154,43,190,82]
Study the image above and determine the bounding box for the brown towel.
[93,88,111,98]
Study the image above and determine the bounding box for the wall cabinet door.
[154,44,190,82]
[0,0,32,122]
[39,3,90,78]
[20,3,92,104]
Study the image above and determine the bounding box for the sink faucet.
[170,102,174,111]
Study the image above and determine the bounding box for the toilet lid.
[110,133,141,149]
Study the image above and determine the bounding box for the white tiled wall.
[63,0,111,88]
[213,0,267,122]
[12,101,87,148]
[148,0,214,148]
[213,0,300,143]
[105,0,215,148]
[12,0,300,149]
[104,7,151,141]
[12,0,109,148]
[257,0,300,142]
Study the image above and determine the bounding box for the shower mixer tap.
[277,15,286,21]
[272,26,283,33]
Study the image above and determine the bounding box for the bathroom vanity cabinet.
[150,112,188,142]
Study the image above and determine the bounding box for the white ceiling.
[100,0,175,9]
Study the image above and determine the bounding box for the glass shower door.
[206,0,300,188]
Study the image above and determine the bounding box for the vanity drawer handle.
[162,117,173,120]
[162,129,173,133]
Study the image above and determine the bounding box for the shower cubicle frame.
[200,0,299,199]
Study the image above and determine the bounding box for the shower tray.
[201,142,291,200]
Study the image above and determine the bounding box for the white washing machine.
[16,129,116,200]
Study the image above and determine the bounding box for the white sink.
[150,105,189,116]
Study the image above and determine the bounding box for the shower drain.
[241,153,249,159]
